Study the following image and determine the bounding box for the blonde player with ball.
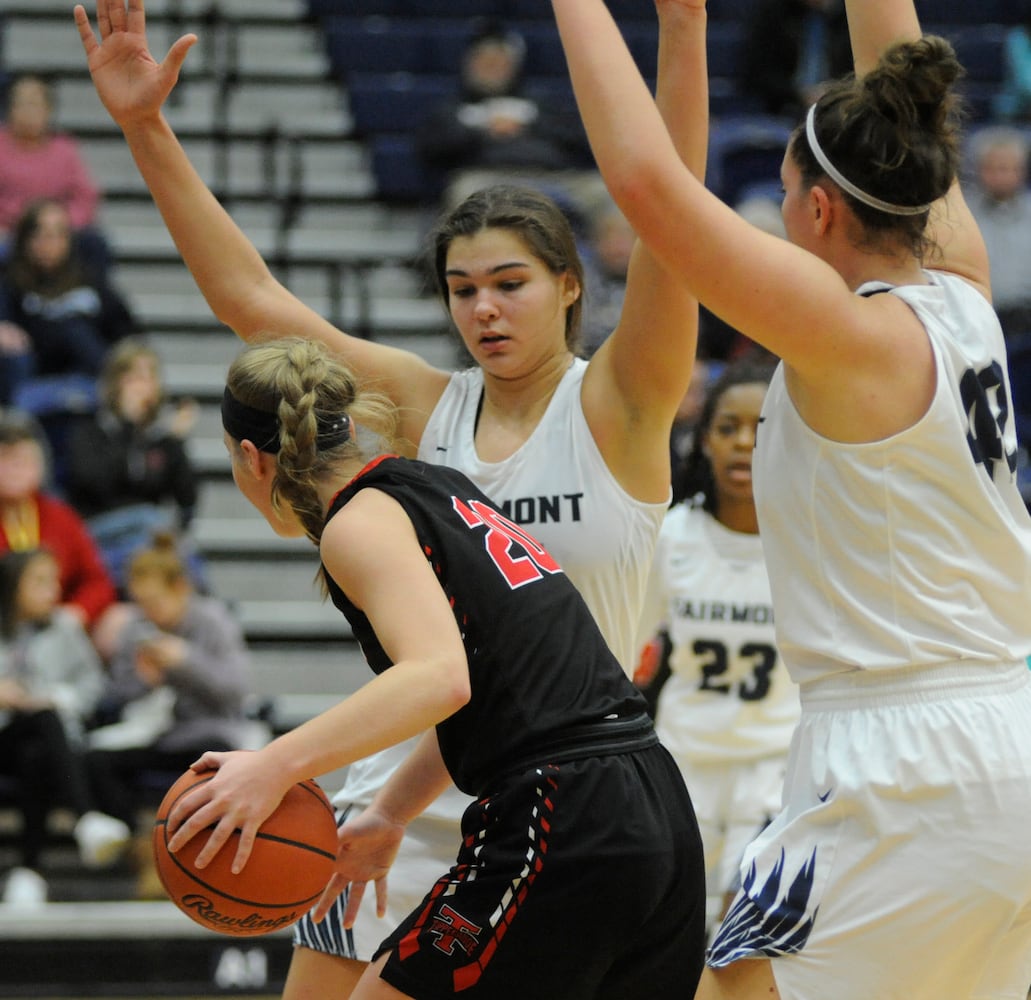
[170,337,706,998]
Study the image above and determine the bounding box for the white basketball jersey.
[754,272,1031,686]
[336,358,667,813]
[642,502,799,763]
[417,357,667,673]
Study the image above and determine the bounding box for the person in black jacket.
[64,337,201,593]
[415,19,600,214]
[0,198,135,405]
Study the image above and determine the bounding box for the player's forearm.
[655,1,708,179]
[257,658,466,790]
[844,0,921,77]
[121,113,275,335]
[370,730,454,827]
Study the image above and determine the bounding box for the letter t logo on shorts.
[428,904,483,957]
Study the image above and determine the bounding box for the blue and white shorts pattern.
[706,662,1031,1000]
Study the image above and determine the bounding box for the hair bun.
[864,35,963,132]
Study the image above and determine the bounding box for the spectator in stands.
[0,547,131,907]
[415,18,602,215]
[0,409,118,637]
[65,337,202,594]
[85,532,255,896]
[0,199,137,407]
[580,197,636,355]
[993,5,1031,124]
[0,73,108,269]
[966,126,1031,340]
[740,0,852,121]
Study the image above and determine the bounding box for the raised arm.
[73,0,448,444]
[845,0,921,74]
[554,0,981,405]
[582,1,707,503]
[553,0,857,378]
[844,0,990,294]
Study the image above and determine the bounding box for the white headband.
[804,104,932,217]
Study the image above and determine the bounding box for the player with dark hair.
[552,0,1031,996]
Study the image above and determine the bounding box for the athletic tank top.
[754,271,1031,685]
[417,358,668,674]
[322,457,646,795]
[647,502,799,762]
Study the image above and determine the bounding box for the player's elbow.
[604,165,676,246]
[210,268,283,338]
[434,655,471,716]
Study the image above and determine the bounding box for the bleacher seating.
[948,23,1013,121]
[318,9,767,203]
[915,0,1026,25]
[707,115,795,207]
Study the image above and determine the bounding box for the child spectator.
[0,547,131,907]
[0,409,118,636]
[84,533,256,896]
[64,338,202,593]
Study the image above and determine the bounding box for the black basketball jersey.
[322,456,648,796]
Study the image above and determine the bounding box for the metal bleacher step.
[56,74,225,135]
[248,642,366,700]
[0,900,295,998]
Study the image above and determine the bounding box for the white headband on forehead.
[804,104,933,217]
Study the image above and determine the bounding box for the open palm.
[73,0,197,128]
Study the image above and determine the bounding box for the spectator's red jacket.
[0,492,117,627]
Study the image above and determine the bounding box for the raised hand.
[73,0,197,130]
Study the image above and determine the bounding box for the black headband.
[221,387,351,454]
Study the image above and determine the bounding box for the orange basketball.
[152,769,338,937]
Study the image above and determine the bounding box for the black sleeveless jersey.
[322,456,649,796]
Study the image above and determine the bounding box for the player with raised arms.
[550,0,1031,997]
[72,2,711,993]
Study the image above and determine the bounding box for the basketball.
[153,769,338,937]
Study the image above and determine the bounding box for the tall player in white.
[553,0,1031,996]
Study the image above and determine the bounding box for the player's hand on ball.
[166,749,292,874]
[155,771,337,936]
